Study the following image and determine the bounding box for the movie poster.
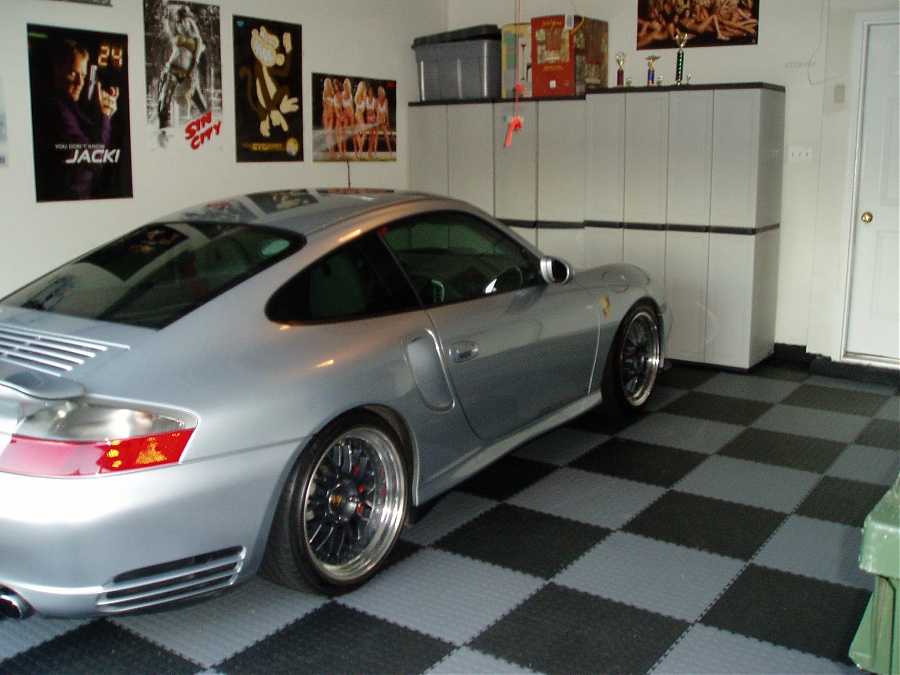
[50,0,112,5]
[233,16,302,163]
[312,72,396,162]
[637,0,760,50]
[144,0,223,152]
[27,24,132,202]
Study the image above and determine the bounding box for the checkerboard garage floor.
[1,361,897,674]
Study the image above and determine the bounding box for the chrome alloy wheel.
[618,308,661,408]
[300,426,406,584]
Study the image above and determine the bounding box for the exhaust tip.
[0,590,34,619]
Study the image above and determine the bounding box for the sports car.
[0,189,668,619]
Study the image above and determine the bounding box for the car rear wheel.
[261,412,407,594]
[601,300,661,416]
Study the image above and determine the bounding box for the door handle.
[861,211,873,223]
[451,341,479,363]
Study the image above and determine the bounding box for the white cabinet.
[448,104,494,213]
[408,105,448,195]
[407,84,785,370]
[494,100,537,245]
[536,99,587,267]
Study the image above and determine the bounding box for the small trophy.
[615,52,626,87]
[674,32,691,85]
[645,55,660,86]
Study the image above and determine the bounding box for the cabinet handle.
[861,211,873,223]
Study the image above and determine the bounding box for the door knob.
[861,211,873,223]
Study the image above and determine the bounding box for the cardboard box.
[413,25,502,101]
[531,15,608,97]
[501,23,532,99]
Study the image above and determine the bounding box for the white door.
[845,20,899,363]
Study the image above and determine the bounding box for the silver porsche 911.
[0,189,668,619]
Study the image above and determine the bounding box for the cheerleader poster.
[144,0,223,151]
[233,16,302,162]
[312,72,396,162]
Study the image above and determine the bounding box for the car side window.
[380,211,540,306]
[266,232,419,323]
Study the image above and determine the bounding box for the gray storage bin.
[413,26,502,101]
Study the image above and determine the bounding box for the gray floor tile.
[339,548,544,646]
[555,532,743,622]
[509,467,665,529]
[113,577,325,667]
[674,456,819,513]
[752,405,870,443]
[426,647,538,674]
[513,426,607,466]
[876,395,899,421]
[653,624,859,674]
[697,372,801,403]
[807,375,898,397]
[402,491,497,546]
[827,444,900,485]
[0,615,89,662]
[753,515,872,591]
[619,412,744,454]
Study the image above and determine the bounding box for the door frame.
[834,10,900,368]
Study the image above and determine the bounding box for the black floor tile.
[783,384,888,416]
[701,565,871,663]
[435,503,608,579]
[470,584,689,675]
[0,620,199,675]
[718,428,846,472]
[568,408,641,436]
[656,364,718,390]
[751,360,811,382]
[455,456,555,501]
[573,437,707,487]
[856,418,900,449]
[218,602,452,675]
[796,476,891,527]
[623,491,786,560]
[662,391,772,425]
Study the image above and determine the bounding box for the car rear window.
[2,222,303,329]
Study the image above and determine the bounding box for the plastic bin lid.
[858,478,899,578]
[412,24,502,48]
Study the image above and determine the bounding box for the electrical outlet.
[788,146,813,162]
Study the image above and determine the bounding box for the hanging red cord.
[505,0,524,147]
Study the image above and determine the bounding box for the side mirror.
[539,257,573,285]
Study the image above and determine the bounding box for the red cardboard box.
[531,15,608,97]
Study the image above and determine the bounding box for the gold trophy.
[674,32,691,85]
[615,52,626,87]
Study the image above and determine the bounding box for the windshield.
[3,222,304,329]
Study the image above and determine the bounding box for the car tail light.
[0,402,196,477]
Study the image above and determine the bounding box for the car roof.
[151,188,437,237]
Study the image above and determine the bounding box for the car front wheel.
[261,412,408,594]
[602,300,661,416]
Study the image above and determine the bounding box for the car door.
[381,210,600,441]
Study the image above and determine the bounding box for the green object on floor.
[850,477,900,675]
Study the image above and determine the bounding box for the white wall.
[0,0,445,297]
[448,0,897,359]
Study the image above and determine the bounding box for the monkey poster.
[144,0,223,152]
[233,16,302,162]
[27,24,133,201]
[312,72,396,162]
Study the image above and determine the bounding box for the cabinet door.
[624,91,669,224]
[664,230,710,362]
[448,104,494,213]
[624,228,666,285]
[706,232,754,368]
[711,89,761,230]
[585,93,626,223]
[494,101,537,233]
[537,100,587,223]
[408,105,448,195]
[667,89,713,225]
